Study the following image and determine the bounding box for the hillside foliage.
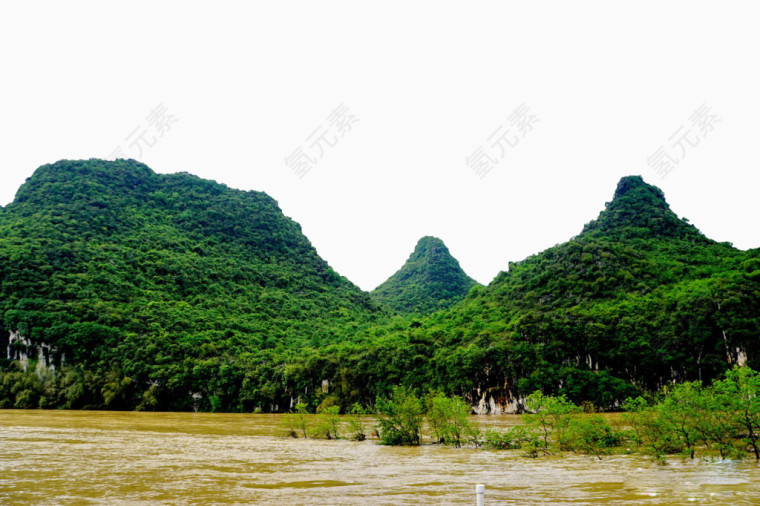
[371,236,478,315]
[1,163,758,413]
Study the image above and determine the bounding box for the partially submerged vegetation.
[281,366,760,463]
[280,402,370,441]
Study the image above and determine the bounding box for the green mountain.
[0,159,381,411]
[300,176,760,412]
[1,166,758,414]
[580,175,707,241]
[371,236,478,314]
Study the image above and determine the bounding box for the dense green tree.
[426,392,474,447]
[713,366,760,460]
[375,386,424,445]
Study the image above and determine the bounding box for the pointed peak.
[371,236,478,314]
[412,236,447,254]
[580,175,706,241]
[416,235,445,246]
[613,175,666,201]
[615,176,665,198]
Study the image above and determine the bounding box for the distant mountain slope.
[0,159,381,411]
[371,236,478,314]
[309,176,760,412]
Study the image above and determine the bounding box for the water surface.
[1,410,759,504]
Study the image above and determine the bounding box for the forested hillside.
[289,177,760,412]
[0,159,382,411]
[371,236,478,314]
[1,163,758,414]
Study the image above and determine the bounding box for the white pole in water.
[476,484,485,506]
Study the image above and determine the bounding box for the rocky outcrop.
[4,330,56,375]
[469,387,525,415]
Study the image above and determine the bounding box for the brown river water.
[1,410,759,505]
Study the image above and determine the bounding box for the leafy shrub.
[376,386,424,445]
[426,393,475,447]
[568,415,623,457]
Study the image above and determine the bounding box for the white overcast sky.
[1,2,758,291]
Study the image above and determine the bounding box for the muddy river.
[1,410,759,504]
